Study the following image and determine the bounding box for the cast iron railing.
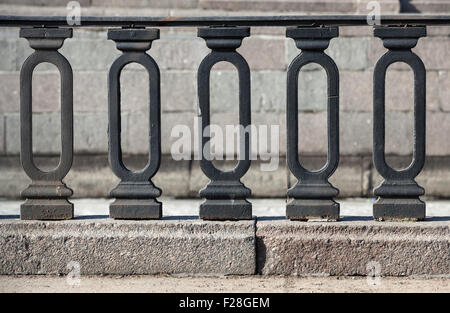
[1,14,450,221]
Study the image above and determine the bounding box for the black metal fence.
[1,14,449,221]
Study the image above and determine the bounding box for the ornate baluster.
[373,26,427,221]
[108,28,162,219]
[286,27,340,221]
[19,28,74,220]
[197,27,252,220]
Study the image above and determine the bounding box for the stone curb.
[0,219,256,275]
[256,218,450,276]
[0,217,448,276]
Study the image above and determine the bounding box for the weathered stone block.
[66,155,118,198]
[427,112,450,156]
[0,218,256,275]
[289,37,370,71]
[92,0,199,8]
[439,71,450,112]
[199,0,357,13]
[73,71,108,112]
[256,219,450,276]
[152,36,208,70]
[414,37,450,70]
[153,156,191,197]
[209,70,285,113]
[0,40,16,71]
[251,71,285,112]
[1,0,90,5]
[340,112,371,155]
[0,115,4,154]
[0,73,19,114]
[357,0,400,13]
[242,159,288,198]
[162,71,196,112]
[401,0,450,13]
[340,70,372,112]
[0,156,29,198]
[30,72,61,112]
[74,113,109,153]
[239,37,286,70]
[5,112,112,155]
[5,113,61,155]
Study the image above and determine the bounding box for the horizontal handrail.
[1,14,450,27]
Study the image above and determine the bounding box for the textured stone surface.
[0,218,256,275]
[0,72,19,114]
[287,37,370,71]
[4,154,450,198]
[5,113,61,155]
[0,216,448,276]
[1,275,449,293]
[0,115,4,154]
[0,40,15,71]
[199,0,357,12]
[92,0,199,8]
[256,219,450,276]
[209,70,286,113]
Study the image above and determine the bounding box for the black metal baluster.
[19,28,74,220]
[197,27,252,220]
[107,28,162,219]
[286,27,340,221]
[373,26,426,221]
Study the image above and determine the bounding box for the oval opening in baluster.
[119,62,150,172]
[385,62,414,171]
[210,61,240,172]
[31,62,61,172]
[297,63,328,172]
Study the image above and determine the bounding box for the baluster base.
[109,199,162,220]
[286,199,339,221]
[373,197,425,221]
[21,199,73,220]
[200,199,252,220]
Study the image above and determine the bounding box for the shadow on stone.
[0,215,19,219]
[163,215,199,220]
[74,215,109,220]
[426,216,450,222]
[255,236,267,275]
[256,216,286,221]
[340,216,373,221]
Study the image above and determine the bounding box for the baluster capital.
[286,26,338,51]
[20,27,72,50]
[107,28,159,52]
[374,26,426,50]
[198,27,250,50]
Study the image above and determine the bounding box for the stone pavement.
[0,275,449,293]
